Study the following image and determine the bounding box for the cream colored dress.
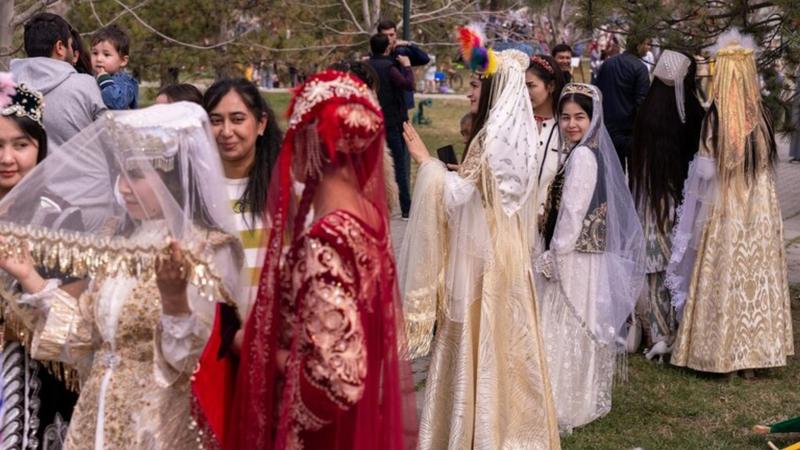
[671,125,794,372]
[12,223,239,450]
[400,140,560,449]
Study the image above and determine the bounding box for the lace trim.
[0,223,238,306]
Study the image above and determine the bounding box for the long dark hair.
[528,55,565,116]
[465,75,495,160]
[203,78,283,227]
[630,56,704,232]
[70,29,92,75]
[4,115,48,163]
[158,83,203,104]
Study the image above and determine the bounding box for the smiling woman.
[0,78,80,450]
[203,78,283,310]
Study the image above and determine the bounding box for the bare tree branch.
[11,0,60,27]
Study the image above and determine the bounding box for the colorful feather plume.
[458,24,497,76]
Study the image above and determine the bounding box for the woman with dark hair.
[628,50,704,360]
[156,83,204,105]
[535,83,644,431]
[204,78,282,308]
[0,86,46,199]
[0,76,81,450]
[70,28,93,75]
[527,54,565,221]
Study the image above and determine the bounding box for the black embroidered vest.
[541,147,608,253]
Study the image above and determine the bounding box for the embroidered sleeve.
[296,236,367,419]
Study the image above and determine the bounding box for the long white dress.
[536,145,615,431]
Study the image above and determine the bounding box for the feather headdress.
[459,24,498,76]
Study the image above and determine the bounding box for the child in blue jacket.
[91,24,138,110]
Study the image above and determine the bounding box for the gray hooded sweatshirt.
[11,57,110,229]
[11,57,107,147]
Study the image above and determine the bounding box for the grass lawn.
[562,284,800,450]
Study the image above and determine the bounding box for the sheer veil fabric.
[534,83,645,430]
[399,49,562,449]
[0,102,244,309]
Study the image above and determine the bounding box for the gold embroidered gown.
[670,108,794,373]
[401,147,560,449]
[11,224,237,450]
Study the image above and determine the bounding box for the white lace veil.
[481,49,541,216]
[556,83,646,347]
[653,50,692,123]
[0,102,244,309]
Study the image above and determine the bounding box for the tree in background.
[575,0,799,128]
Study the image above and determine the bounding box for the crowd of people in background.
[0,9,795,450]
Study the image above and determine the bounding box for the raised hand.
[155,240,192,315]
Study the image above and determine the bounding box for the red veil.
[192,71,418,450]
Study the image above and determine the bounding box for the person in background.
[368,33,415,219]
[204,78,282,309]
[91,24,139,110]
[156,83,204,105]
[378,19,430,109]
[527,54,566,220]
[70,28,92,75]
[552,43,574,83]
[10,12,106,147]
[629,51,705,361]
[595,34,651,171]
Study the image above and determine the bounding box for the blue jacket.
[97,71,139,110]
[394,44,430,109]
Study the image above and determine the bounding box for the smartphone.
[436,145,458,169]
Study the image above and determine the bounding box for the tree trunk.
[0,0,14,70]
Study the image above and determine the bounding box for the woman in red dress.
[193,70,418,450]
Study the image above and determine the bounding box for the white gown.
[536,145,615,432]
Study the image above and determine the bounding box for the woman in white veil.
[399,27,560,448]
[534,83,645,432]
[0,102,244,449]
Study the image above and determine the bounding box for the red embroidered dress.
[277,209,391,447]
[192,71,416,450]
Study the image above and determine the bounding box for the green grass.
[562,284,800,450]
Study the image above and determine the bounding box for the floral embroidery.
[575,202,608,253]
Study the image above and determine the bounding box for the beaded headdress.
[1,82,45,127]
[562,82,598,100]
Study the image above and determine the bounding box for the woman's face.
[466,75,482,114]
[117,169,164,220]
[560,100,592,144]
[208,90,267,170]
[525,71,553,113]
[0,117,40,197]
